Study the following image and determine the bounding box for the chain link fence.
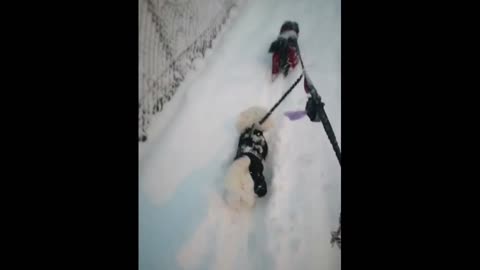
[139,0,242,141]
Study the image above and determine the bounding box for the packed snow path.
[139,0,341,269]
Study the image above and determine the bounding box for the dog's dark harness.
[234,127,268,197]
[234,127,268,162]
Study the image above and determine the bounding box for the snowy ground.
[139,0,341,269]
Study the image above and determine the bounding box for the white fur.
[235,106,274,133]
[224,156,256,209]
[279,30,298,40]
[224,106,274,210]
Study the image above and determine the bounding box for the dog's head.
[236,106,274,134]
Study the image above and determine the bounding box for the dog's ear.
[268,39,288,53]
[268,40,279,53]
[236,105,274,134]
[293,22,299,34]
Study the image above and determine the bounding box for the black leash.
[258,73,304,125]
[249,72,303,140]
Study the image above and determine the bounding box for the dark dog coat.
[268,21,300,76]
[234,127,268,197]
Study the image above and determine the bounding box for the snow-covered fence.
[139,0,241,141]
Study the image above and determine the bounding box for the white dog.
[224,106,274,209]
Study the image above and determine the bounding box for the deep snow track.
[139,0,341,269]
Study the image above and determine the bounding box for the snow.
[139,0,341,269]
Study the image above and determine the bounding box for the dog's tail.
[224,156,255,208]
[225,156,252,191]
[236,106,274,133]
